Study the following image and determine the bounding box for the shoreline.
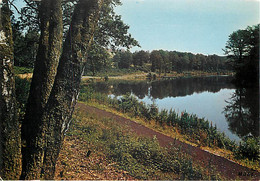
[16,71,234,81]
[82,71,234,81]
[75,102,260,180]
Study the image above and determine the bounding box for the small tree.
[117,50,133,69]
[133,50,150,67]
[150,50,162,74]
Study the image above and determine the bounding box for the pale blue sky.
[12,0,259,55]
[115,0,259,55]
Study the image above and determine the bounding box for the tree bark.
[0,0,21,179]
[41,0,99,178]
[20,0,101,179]
[20,0,63,179]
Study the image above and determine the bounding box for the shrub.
[79,85,94,102]
[15,76,31,115]
[104,75,109,81]
[80,88,237,150]
[14,66,33,74]
[234,137,260,161]
[149,103,159,120]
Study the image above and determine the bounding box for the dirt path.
[76,103,259,180]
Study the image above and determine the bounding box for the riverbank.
[55,102,259,180]
[55,102,216,180]
[82,71,234,81]
[80,98,260,171]
[16,70,234,81]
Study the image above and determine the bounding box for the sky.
[115,0,259,55]
[10,0,259,55]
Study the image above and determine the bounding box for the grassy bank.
[79,86,260,171]
[55,105,221,180]
[82,70,233,81]
[14,65,233,81]
[14,76,221,179]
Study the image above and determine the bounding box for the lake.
[92,76,259,142]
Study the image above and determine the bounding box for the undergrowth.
[14,66,33,74]
[68,109,221,180]
[79,84,260,167]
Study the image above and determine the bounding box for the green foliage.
[224,24,259,86]
[133,50,150,67]
[14,76,31,116]
[79,84,95,102]
[79,90,237,152]
[234,137,260,161]
[85,67,142,76]
[149,50,230,74]
[79,86,260,163]
[12,17,39,68]
[150,50,163,73]
[94,0,140,50]
[70,110,216,180]
[14,66,33,74]
[84,48,230,77]
[114,50,133,69]
[85,44,111,76]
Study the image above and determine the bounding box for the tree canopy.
[224,24,259,86]
[11,0,139,69]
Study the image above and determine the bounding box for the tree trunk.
[0,0,21,179]
[20,0,63,179]
[41,0,99,178]
[21,0,100,179]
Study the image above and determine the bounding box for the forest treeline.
[12,17,230,75]
[108,50,231,75]
[83,49,232,75]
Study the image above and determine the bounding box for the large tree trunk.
[41,0,100,178]
[0,0,21,179]
[20,0,101,179]
[20,0,63,179]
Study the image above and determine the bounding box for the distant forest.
[85,49,231,75]
[12,16,230,76]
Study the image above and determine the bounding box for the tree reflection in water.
[93,76,235,99]
[223,87,259,138]
[92,76,259,140]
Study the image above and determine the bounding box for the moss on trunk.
[0,0,21,179]
[20,0,101,179]
[41,0,99,179]
[20,0,63,179]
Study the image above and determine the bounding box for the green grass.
[78,84,260,170]
[84,68,143,77]
[14,66,33,74]
[79,88,236,151]
[70,108,221,180]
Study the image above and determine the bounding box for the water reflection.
[91,76,258,141]
[94,76,235,99]
[149,76,234,99]
[223,87,259,138]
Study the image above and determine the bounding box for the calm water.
[92,76,259,142]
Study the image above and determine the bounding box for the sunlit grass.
[78,86,260,172]
[58,104,222,180]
